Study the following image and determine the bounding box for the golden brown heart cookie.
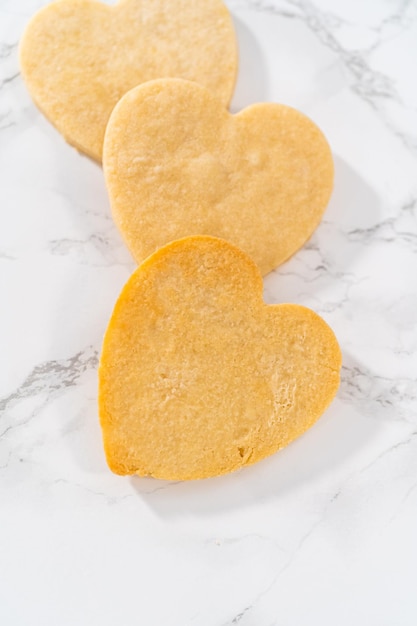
[19,0,237,161]
[103,78,334,275]
[98,236,341,480]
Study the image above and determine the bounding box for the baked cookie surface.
[20,0,237,160]
[103,79,334,275]
[99,236,341,480]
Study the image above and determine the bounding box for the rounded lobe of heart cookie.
[19,0,237,161]
[98,236,342,480]
[103,78,334,275]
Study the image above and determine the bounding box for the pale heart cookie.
[99,236,341,480]
[19,0,237,161]
[103,79,334,275]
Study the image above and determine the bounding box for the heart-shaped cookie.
[103,79,334,275]
[19,0,237,161]
[99,236,341,480]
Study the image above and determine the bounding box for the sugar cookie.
[20,0,237,160]
[99,236,341,480]
[103,79,334,275]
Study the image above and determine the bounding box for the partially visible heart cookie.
[103,79,334,275]
[99,236,341,480]
[19,0,237,161]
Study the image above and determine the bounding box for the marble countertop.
[1,1,417,624]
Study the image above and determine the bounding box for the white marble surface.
[1,0,417,624]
